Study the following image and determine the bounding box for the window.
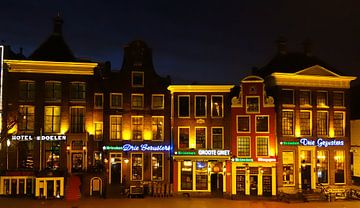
[151,153,163,181]
[195,127,206,149]
[317,91,328,107]
[70,82,86,100]
[181,161,193,190]
[179,127,190,149]
[237,136,250,157]
[211,95,223,117]
[246,97,259,113]
[195,162,208,190]
[110,116,122,140]
[44,106,61,133]
[299,90,311,106]
[94,122,103,141]
[18,142,34,169]
[93,151,102,168]
[212,127,223,149]
[256,116,269,132]
[195,95,206,117]
[282,151,295,185]
[132,71,144,87]
[18,105,35,132]
[19,80,35,101]
[317,111,328,136]
[237,116,250,132]
[178,96,190,117]
[70,107,85,133]
[131,94,144,109]
[317,150,329,184]
[45,81,61,101]
[110,93,123,109]
[333,92,344,107]
[152,116,164,141]
[45,142,61,170]
[152,94,164,109]
[300,111,311,136]
[281,89,294,105]
[131,116,143,140]
[334,150,345,184]
[131,153,143,181]
[334,112,345,137]
[94,93,103,109]
[256,137,269,156]
[282,110,294,135]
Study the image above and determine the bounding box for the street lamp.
[6,139,10,170]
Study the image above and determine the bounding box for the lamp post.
[6,139,10,170]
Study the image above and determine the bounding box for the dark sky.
[1,0,360,84]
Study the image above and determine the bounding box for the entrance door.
[71,153,83,172]
[301,165,311,191]
[236,175,245,195]
[262,176,272,196]
[47,181,54,198]
[109,153,122,184]
[210,174,223,196]
[250,175,258,196]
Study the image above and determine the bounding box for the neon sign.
[174,151,196,155]
[232,158,253,162]
[198,149,230,156]
[103,144,171,152]
[11,135,67,141]
[258,158,276,162]
[299,138,344,147]
[280,141,300,146]
[103,146,123,151]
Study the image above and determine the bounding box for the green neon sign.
[103,146,123,151]
[232,158,253,162]
[174,151,196,155]
[280,141,300,146]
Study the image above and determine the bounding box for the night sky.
[1,0,360,84]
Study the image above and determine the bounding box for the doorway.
[109,153,122,184]
[210,173,223,196]
[249,175,258,196]
[71,153,83,173]
[301,165,311,191]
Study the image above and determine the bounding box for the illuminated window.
[195,95,206,117]
[282,110,294,135]
[131,94,144,109]
[93,151,102,167]
[317,111,328,136]
[178,96,190,117]
[195,127,206,149]
[18,142,34,169]
[152,116,164,141]
[151,153,163,181]
[179,127,189,149]
[44,106,61,133]
[256,116,269,132]
[211,95,223,117]
[246,97,259,113]
[132,71,144,87]
[131,153,143,181]
[19,80,35,101]
[110,93,123,109]
[334,150,345,184]
[195,162,208,190]
[299,90,311,106]
[94,122,103,141]
[110,116,122,140]
[70,107,85,133]
[94,93,103,109]
[334,112,345,137]
[333,92,344,107]
[131,116,143,140]
[317,91,328,107]
[300,111,311,136]
[237,116,250,132]
[237,136,250,157]
[317,150,329,184]
[212,127,223,149]
[152,94,164,109]
[281,89,294,105]
[256,137,269,156]
[282,151,295,185]
[45,81,61,102]
[45,142,61,170]
[181,161,193,190]
[70,82,86,100]
[19,105,35,132]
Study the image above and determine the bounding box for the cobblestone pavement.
[0,198,359,208]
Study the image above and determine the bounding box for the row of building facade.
[0,17,356,199]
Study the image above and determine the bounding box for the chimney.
[303,38,312,56]
[276,36,287,55]
[53,15,63,35]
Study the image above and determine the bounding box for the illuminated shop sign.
[280,141,300,146]
[102,144,171,152]
[174,151,196,155]
[299,138,344,147]
[257,158,276,162]
[11,135,67,141]
[198,150,230,156]
[232,158,254,162]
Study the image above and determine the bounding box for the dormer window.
[132,71,144,87]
